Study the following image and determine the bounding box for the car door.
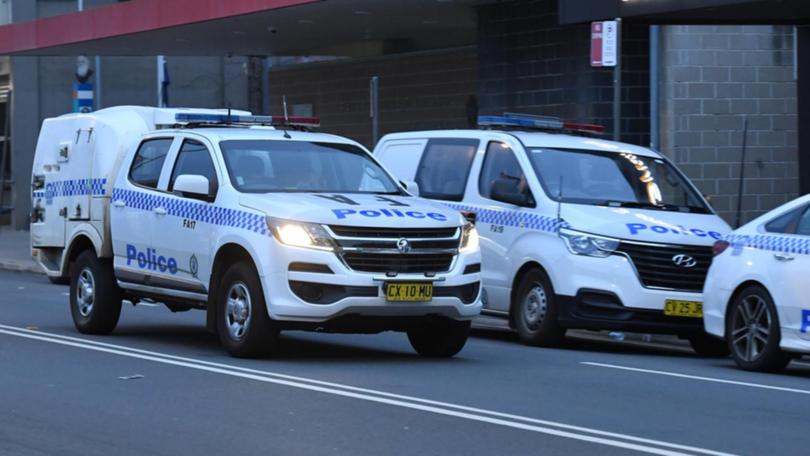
[111,136,177,283]
[765,205,810,341]
[462,140,536,312]
[148,136,220,294]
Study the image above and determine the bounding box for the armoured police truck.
[31,106,482,357]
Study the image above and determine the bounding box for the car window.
[129,138,173,189]
[415,138,478,201]
[764,205,806,234]
[479,142,530,201]
[169,139,218,194]
[795,207,810,236]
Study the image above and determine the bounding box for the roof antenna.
[281,95,291,139]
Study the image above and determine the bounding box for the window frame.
[167,138,220,197]
[127,137,176,191]
[764,204,808,235]
[477,140,535,208]
[413,138,479,202]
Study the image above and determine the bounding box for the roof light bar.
[174,113,320,128]
[478,113,604,135]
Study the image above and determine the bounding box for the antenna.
[734,117,748,228]
[281,95,292,139]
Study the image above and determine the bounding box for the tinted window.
[764,206,805,234]
[415,138,478,201]
[479,142,529,200]
[794,207,810,236]
[527,148,710,213]
[220,140,400,194]
[169,140,217,193]
[129,138,173,189]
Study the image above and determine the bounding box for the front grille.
[342,252,454,273]
[329,226,458,239]
[616,242,713,292]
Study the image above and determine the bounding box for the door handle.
[112,200,125,208]
[774,253,795,262]
[153,207,167,216]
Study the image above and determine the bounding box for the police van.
[30,106,481,357]
[374,114,731,355]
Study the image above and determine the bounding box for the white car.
[704,195,810,371]
[30,107,481,358]
[375,114,732,355]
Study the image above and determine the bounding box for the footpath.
[0,228,40,273]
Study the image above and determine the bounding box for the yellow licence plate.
[386,283,433,302]
[664,300,703,318]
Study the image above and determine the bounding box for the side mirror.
[490,179,530,207]
[400,180,420,197]
[174,175,214,202]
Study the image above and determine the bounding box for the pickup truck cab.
[30,106,481,357]
[374,114,731,355]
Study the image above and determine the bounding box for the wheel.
[512,268,565,346]
[216,261,279,358]
[688,332,729,357]
[726,285,790,372]
[407,318,470,357]
[69,250,122,334]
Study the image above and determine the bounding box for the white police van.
[30,106,481,357]
[704,194,810,372]
[374,114,731,355]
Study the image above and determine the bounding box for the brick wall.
[268,48,478,148]
[660,25,798,225]
[477,0,650,146]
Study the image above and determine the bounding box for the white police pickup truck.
[374,114,731,355]
[30,106,481,357]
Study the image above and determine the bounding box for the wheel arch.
[62,229,103,276]
[724,280,772,336]
[207,242,262,333]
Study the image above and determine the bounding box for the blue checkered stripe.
[32,178,107,205]
[111,188,269,236]
[726,233,810,255]
[444,202,569,233]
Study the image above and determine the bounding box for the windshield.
[220,140,401,194]
[527,148,710,213]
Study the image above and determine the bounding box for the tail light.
[712,240,730,257]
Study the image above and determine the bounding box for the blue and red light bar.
[478,113,605,135]
[174,113,321,128]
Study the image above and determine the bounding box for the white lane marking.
[0,326,730,456]
[583,362,810,396]
[0,326,731,456]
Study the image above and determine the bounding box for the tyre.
[407,318,471,357]
[69,250,122,334]
[688,332,729,357]
[512,268,565,346]
[216,261,279,358]
[726,285,790,372]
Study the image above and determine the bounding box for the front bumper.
[551,253,706,335]
[262,242,482,323]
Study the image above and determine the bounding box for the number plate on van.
[664,300,703,318]
[386,283,433,302]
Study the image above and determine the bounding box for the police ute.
[374,113,731,355]
[704,194,810,372]
[30,106,481,357]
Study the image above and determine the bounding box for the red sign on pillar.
[590,22,603,67]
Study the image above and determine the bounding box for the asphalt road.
[1,270,809,456]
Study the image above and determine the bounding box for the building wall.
[660,25,798,225]
[267,48,479,148]
[477,0,651,146]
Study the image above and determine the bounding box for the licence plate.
[664,300,703,318]
[386,283,433,302]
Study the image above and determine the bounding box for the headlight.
[559,228,618,258]
[267,217,335,251]
[460,223,479,252]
